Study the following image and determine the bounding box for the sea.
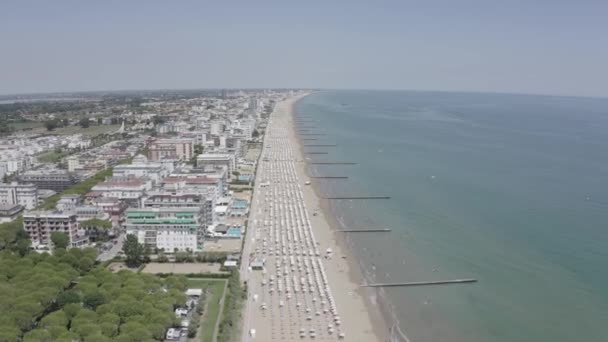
[294,90,608,342]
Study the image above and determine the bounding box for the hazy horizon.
[1,1,607,97]
[3,87,608,101]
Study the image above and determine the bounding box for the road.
[97,233,125,262]
[240,116,269,342]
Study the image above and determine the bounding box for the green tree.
[62,303,82,319]
[23,329,53,342]
[51,232,69,250]
[0,326,20,342]
[83,290,107,310]
[57,290,82,307]
[122,235,144,267]
[97,117,103,125]
[15,239,30,256]
[188,312,199,337]
[62,118,69,126]
[78,257,95,273]
[79,118,90,128]
[80,218,112,242]
[99,321,118,338]
[40,310,69,328]
[44,120,59,131]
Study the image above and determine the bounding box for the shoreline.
[288,94,389,341]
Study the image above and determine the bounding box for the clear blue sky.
[1,0,607,97]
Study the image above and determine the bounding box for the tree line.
[0,221,192,342]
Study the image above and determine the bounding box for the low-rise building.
[19,169,76,192]
[112,158,168,185]
[67,154,109,172]
[196,153,236,176]
[56,194,83,212]
[161,176,223,203]
[0,182,38,210]
[0,204,24,223]
[74,205,109,220]
[90,178,151,207]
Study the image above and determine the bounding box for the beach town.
[0,90,384,341]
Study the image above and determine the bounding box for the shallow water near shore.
[295,90,608,342]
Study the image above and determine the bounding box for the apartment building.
[90,178,151,207]
[23,211,79,247]
[196,153,236,176]
[0,182,38,210]
[143,192,214,227]
[19,169,76,192]
[148,138,194,161]
[124,207,206,252]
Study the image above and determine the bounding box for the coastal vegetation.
[217,271,246,342]
[36,149,67,163]
[79,219,113,242]
[0,224,191,341]
[122,235,146,267]
[186,279,226,342]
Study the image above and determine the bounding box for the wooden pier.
[338,228,391,232]
[308,162,357,165]
[299,133,326,136]
[324,196,390,200]
[303,144,337,147]
[305,152,329,155]
[310,176,349,179]
[362,279,478,288]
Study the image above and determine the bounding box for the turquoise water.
[295,91,608,342]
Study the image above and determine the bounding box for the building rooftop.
[23,210,76,218]
[126,207,200,214]
[162,176,219,184]
[0,203,24,212]
[94,179,145,187]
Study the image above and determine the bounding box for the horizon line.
[1,87,607,101]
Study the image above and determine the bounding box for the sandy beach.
[240,94,385,342]
[289,95,388,341]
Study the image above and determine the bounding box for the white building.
[56,194,82,212]
[233,118,256,139]
[196,153,236,176]
[67,155,108,172]
[124,207,207,252]
[162,175,224,201]
[112,157,169,185]
[90,178,151,207]
[210,121,224,136]
[0,182,38,210]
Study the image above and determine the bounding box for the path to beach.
[240,95,382,341]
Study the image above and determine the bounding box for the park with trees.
[0,220,198,342]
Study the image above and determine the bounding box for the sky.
[1,0,607,97]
